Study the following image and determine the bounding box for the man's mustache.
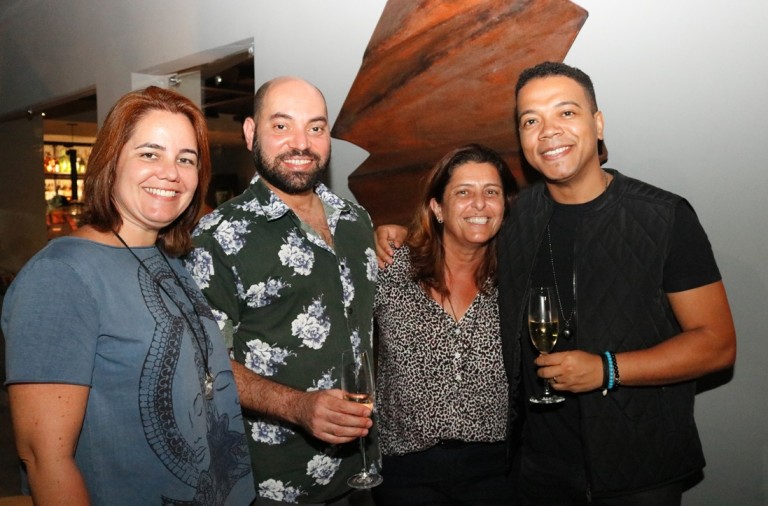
[276,149,321,163]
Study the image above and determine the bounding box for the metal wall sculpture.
[332,0,588,225]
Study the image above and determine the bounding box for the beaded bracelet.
[600,353,610,395]
[609,351,621,387]
[603,351,616,390]
[601,351,621,396]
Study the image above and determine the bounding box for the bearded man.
[186,76,380,505]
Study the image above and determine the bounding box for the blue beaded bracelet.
[604,351,615,390]
[609,351,621,387]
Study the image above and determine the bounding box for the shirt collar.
[247,174,351,222]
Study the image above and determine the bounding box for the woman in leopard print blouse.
[372,144,520,505]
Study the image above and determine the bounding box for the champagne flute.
[340,349,383,489]
[528,286,565,404]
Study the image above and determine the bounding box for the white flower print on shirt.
[235,198,265,215]
[239,277,289,308]
[235,192,286,218]
[365,247,378,282]
[193,210,223,234]
[258,479,302,503]
[250,419,295,445]
[338,259,355,308]
[291,298,331,349]
[244,339,295,376]
[279,230,315,276]
[349,330,361,353]
[214,219,250,255]
[185,248,213,289]
[318,186,346,211]
[306,454,342,486]
[306,368,336,392]
[210,307,228,330]
[261,197,288,218]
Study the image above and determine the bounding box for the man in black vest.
[497,61,736,505]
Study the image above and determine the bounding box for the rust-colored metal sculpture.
[333,0,588,225]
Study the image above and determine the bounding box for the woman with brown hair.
[372,143,519,504]
[2,86,255,505]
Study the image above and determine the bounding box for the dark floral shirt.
[186,176,379,503]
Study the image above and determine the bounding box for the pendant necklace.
[545,171,610,340]
[546,225,576,339]
[113,231,214,400]
[442,271,484,337]
[443,289,481,374]
[445,295,463,335]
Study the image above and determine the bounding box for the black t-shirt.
[522,190,721,491]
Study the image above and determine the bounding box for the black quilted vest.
[498,169,705,495]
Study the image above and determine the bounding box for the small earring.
[437,216,443,224]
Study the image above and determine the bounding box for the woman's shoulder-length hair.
[82,85,211,257]
[407,143,518,296]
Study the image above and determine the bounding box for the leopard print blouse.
[374,246,509,456]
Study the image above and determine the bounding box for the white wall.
[0,1,766,504]
[566,3,768,505]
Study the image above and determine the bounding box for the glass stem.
[358,436,368,475]
[540,352,551,397]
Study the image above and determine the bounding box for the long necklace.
[546,225,576,339]
[443,280,476,326]
[113,231,214,400]
[445,295,461,324]
[442,273,483,334]
[545,171,610,339]
[443,290,481,374]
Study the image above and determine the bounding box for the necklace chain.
[442,290,481,370]
[113,231,214,400]
[446,295,460,323]
[545,171,609,337]
[443,280,478,324]
[546,225,575,329]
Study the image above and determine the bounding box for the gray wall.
[565,4,767,504]
[0,1,766,504]
[0,117,47,274]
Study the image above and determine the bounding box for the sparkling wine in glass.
[528,286,565,404]
[341,350,382,489]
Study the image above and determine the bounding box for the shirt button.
[455,352,461,359]
[455,374,462,381]
[454,328,461,335]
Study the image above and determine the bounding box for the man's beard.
[251,137,330,195]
